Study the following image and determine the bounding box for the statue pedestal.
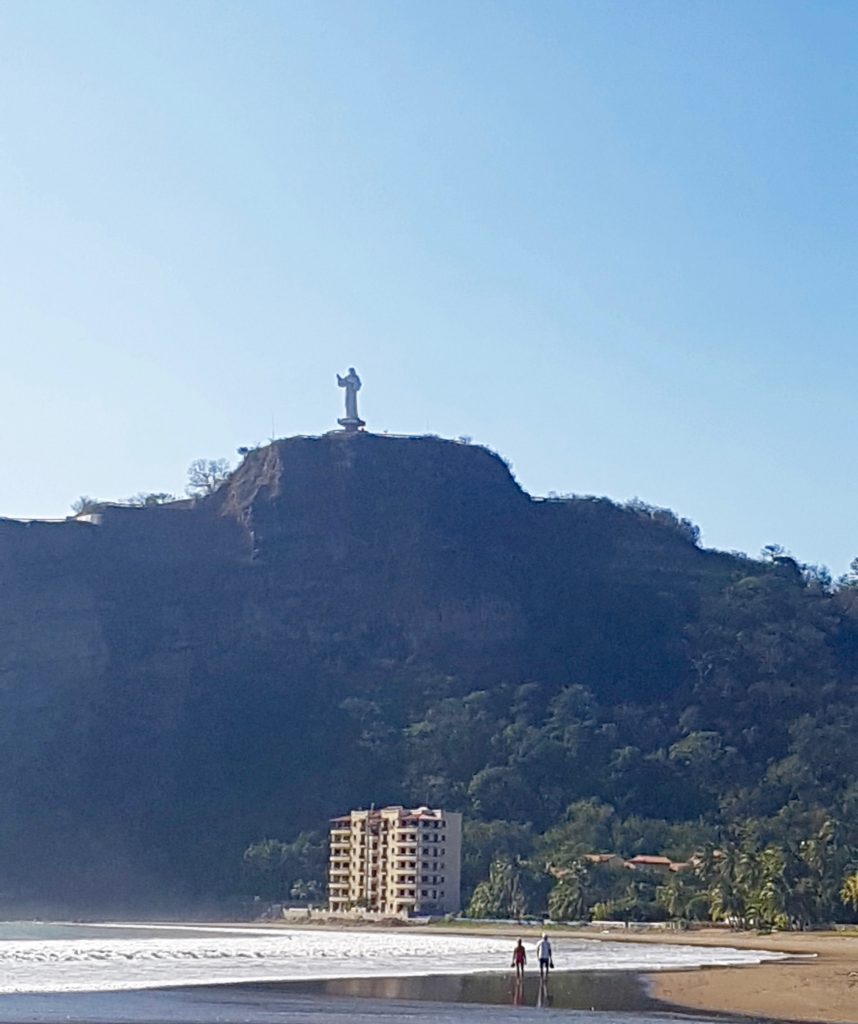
[337,417,365,433]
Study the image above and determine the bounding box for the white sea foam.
[0,922,789,994]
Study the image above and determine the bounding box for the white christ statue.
[337,368,364,429]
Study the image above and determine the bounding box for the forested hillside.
[0,432,856,922]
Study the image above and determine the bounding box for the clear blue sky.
[1,1,856,572]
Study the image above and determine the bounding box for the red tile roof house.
[582,853,626,869]
[624,855,690,872]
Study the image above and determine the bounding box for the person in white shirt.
[536,933,553,980]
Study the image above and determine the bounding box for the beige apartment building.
[329,805,462,916]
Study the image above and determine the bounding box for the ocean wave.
[0,924,789,995]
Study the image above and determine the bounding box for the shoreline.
[1,917,854,1022]
[254,919,858,1022]
[446,924,857,1023]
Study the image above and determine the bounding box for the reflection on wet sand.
[535,976,553,1009]
[511,976,523,1006]
[512,975,551,1008]
[285,970,660,1013]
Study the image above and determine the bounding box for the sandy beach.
[0,918,854,1023]
[479,924,858,1023]
[259,918,858,1022]
[640,929,858,1023]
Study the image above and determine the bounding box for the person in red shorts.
[511,938,527,978]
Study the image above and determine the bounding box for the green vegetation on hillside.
[252,550,858,925]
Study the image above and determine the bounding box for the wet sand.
[283,970,662,1013]
[0,987,720,1024]
[0,974,727,1024]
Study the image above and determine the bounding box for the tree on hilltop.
[124,492,178,507]
[186,458,231,497]
[70,496,103,515]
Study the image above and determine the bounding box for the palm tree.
[467,857,533,919]
[801,819,849,923]
[751,847,788,929]
[841,873,858,916]
[710,840,748,927]
[548,859,589,921]
[656,874,699,921]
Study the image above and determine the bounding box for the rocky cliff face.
[211,434,535,675]
[0,433,722,905]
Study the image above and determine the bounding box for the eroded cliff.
[0,433,729,904]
